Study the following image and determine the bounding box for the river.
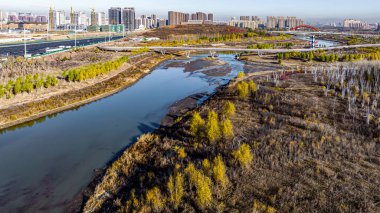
[296,35,339,47]
[0,54,245,212]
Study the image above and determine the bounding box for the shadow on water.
[107,122,159,162]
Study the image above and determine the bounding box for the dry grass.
[83,69,380,212]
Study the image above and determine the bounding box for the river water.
[0,54,245,212]
[296,36,339,47]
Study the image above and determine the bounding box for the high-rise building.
[122,7,135,31]
[108,7,121,25]
[136,14,159,29]
[170,11,213,25]
[8,15,18,22]
[158,19,167,28]
[95,12,106,26]
[266,16,276,29]
[0,11,5,30]
[252,16,260,21]
[229,19,258,29]
[70,7,75,25]
[343,19,370,29]
[191,13,197,20]
[266,16,303,29]
[196,12,207,21]
[168,11,189,25]
[91,9,96,26]
[240,16,250,21]
[49,7,66,30]
[278,16,285,29]
[286,16,297,29]
[208,13,214,22]
[151,14,157,27]
[36,16,47,23]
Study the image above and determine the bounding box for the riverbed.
[0,54,245,212]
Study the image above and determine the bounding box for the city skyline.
[0,0,379,22]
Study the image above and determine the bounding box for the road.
[98,43,380,54]
[0,36,123,56]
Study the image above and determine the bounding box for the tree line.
[248,42,294,50]
[277,50,380,62]
[0,74,58,99]
[62,56,129,82]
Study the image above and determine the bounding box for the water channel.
[0,54,245,212]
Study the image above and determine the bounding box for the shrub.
[232,143,253,169]
[176,147,187,159]
[146,187,164,212]
[236,81,249,99]
[0,85,5,98]
[185,163,213,208]
[220,118,234,139]
[212,155,229,188]
[237,71,245,78]
[0,73,59,98]
[13,78,22,95]
[22,76,34,93]
[35,76,44,89]
[248,80,258,93]
[206,110,221,143]
[223,101,235,118]
[132,46,150,54]
[190,112,205,136]
[202,159,211,175]
[167,172,184,209]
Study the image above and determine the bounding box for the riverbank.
[81,62,380,212]
[0,53,171,132]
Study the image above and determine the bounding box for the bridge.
[98,43,380,57]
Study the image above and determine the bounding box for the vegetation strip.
[0,54,169,131]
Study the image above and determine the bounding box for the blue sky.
[1,0,379,22]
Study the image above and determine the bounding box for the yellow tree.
[236,81,249,100]
[237,71,245,78]
[248,80,258,93]
[212,155,229,188]
[146,187,164,212]
[206,110,221,143]
[190,111,205,136]
[167,172,184,209]
[185,163,213,209]
[223,101,236,118]
[232,143,253,169]
[220,118,234,139]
